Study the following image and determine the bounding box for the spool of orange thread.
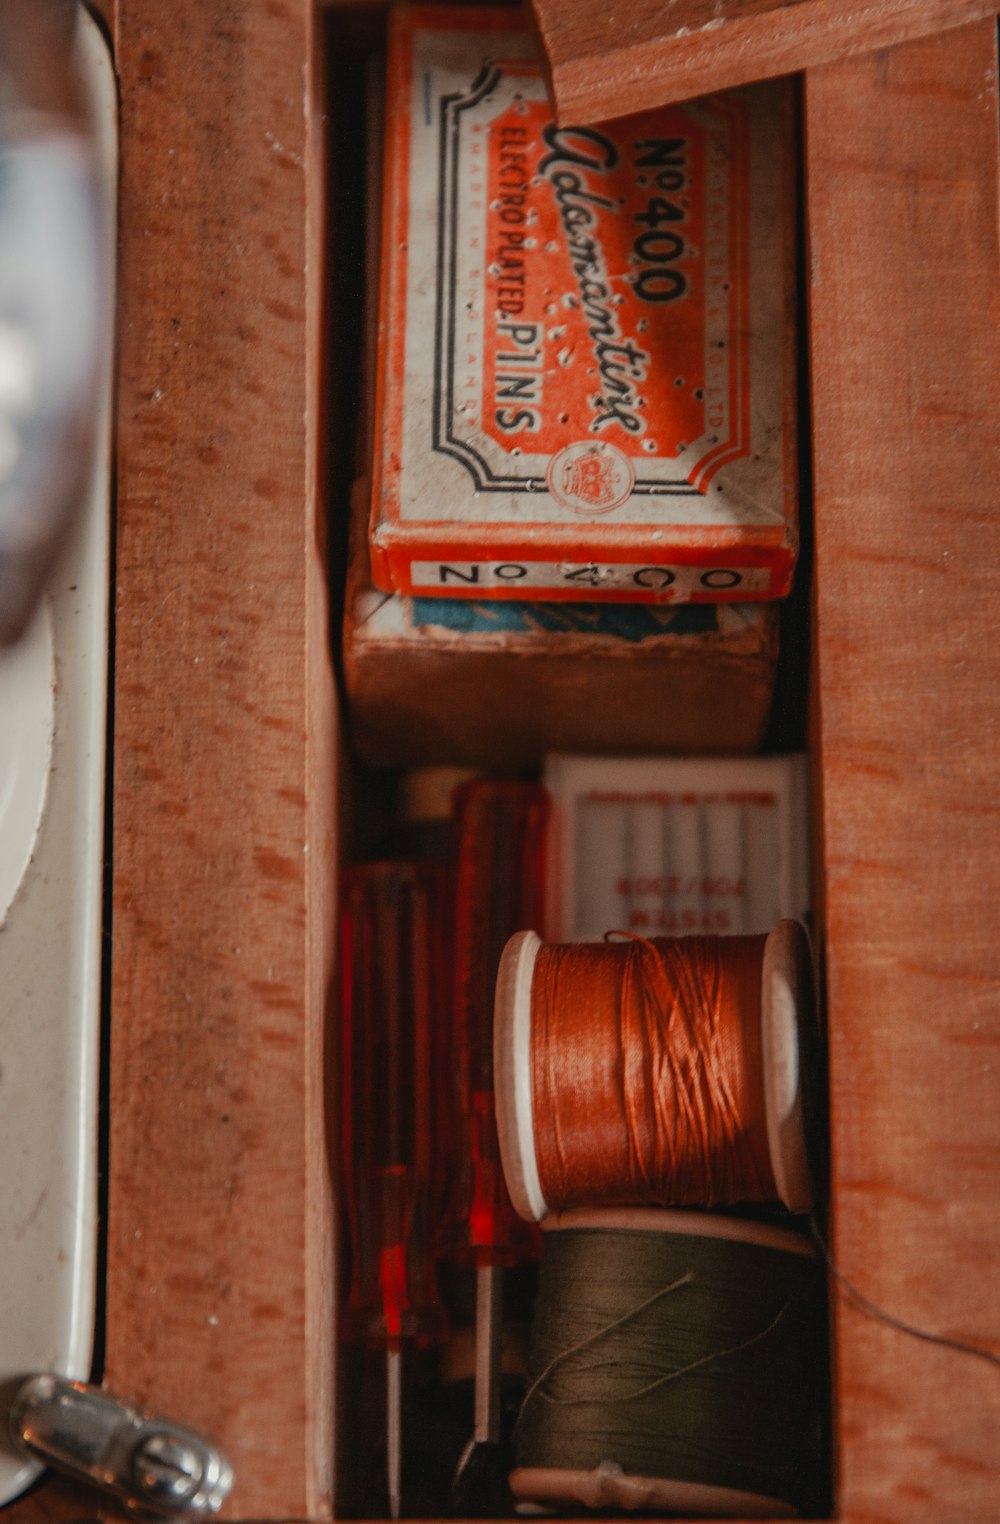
[494,922,817,1218]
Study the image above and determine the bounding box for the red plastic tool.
[339,862,448,1518]
[443,781,548,1470]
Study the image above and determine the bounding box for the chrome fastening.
[9,1374,233,1517]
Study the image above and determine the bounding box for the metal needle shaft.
[447,783,548,1500]
[387,1346,402,1521]
[474,1262,503,1447]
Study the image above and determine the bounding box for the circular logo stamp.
[547,441,635,515]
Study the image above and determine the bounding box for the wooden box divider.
[10,4,998,1521]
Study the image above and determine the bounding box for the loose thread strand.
[809,1214,1000,1371]
[532,1299,796,1408]
[519,1271,694,1415]
[607,1299,794,1404]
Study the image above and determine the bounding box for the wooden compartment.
[8,4,998,1522]
[522,0,1000,125]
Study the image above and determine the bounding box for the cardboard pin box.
[370,5,798,604]
[345,483,779,767]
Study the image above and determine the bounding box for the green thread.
[516,1224,829,1514]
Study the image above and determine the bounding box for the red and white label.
[371,8,797,601]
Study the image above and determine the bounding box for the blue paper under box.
[342,576,780,769]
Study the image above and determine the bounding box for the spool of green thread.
[512,1209,828,1518]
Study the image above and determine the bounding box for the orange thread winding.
[529,935,777,1210]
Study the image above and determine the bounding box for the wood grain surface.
[527,0,999,121]
[808,20,1000,1522]
[98,0,336,1519]
[8,6,1000,1524]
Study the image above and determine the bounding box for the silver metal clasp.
[9,1375,233,1517]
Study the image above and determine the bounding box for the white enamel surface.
[0,601,54,924]
[0,13,114,1506]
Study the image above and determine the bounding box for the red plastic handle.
[442,781,548,1265]
[340,862,448,1349]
